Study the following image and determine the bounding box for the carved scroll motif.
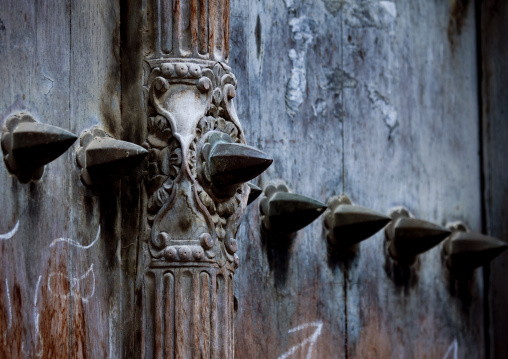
[143,60,244,270]
[140,60,249,358]
[139,3,271,357]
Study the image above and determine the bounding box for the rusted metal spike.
[260,182,327,234]
[209,142,273,187]
[386,208,450,264]
[247,182,262,205]
[79,136,148,185]
[324,195,391,248]
[1,113,77,183]
[443,228,507,274]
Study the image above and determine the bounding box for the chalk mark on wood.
[443,339,458,359]
[277,321,323,359]
[34,275,43,357]
[50,225,100,249]
[4,278,12,329]
[0,220,19,240]
[48,264,96,302]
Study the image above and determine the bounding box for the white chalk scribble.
[0,220,19,240]
[4,278,12,329]
[278,321,323,359]
[48,264,95,302]
[50,226,100,249]
[443,339,458,359]
[34,275,43,357]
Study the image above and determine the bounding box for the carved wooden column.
[139,1,270,358]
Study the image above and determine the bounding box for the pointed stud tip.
[247,182,262,205]
[2,115,78,182]
[261,189,327,234]
[387,217,451,262]
[209,142,273,187]
[445,231,508,272]
[81,137,148,185]
[326,202,391,248]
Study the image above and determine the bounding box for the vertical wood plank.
[164,272,175,358]
[231,0,347,357]
[69,0,121,358]
[0,0,74,357]
[480,1,508,358]
[342,0,484,357]
[197,0,208,57]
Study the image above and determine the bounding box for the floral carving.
[143,59,251,269]
[143,115,182,225]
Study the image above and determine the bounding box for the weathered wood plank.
[68,0,121,358]
[342,0,484,357]
[231,0,347,357]
[480,1,508,358]
[0,0,121,358]
[0,1,74,357]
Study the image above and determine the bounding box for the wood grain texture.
[230,0,346,358]
[480,1,508,358]
[342,1,484,358]
[230,0,486,358]
[0,0,500,357]
[0,0,121,357]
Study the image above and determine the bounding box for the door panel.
[230,0,485,358]
[0,1,120,358]
[0,0,505,358]
[231,0,346,358]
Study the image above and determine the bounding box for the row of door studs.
[1,113,506,280]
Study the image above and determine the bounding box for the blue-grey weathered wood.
[0,1,121,357]
[231,0,486,358]
[231,0,347,357]
[342,1,484,357]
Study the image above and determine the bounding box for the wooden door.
[1,0,507,358]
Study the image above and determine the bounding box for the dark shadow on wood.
[327,243,358,273]
[260,229,295,287]
[95,181,121,270]
[445,266,475,309]
[383,239,419,293]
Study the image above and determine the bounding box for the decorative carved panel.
[139,1,270,357]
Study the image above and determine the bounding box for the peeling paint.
[312,99,327,118]
[344,1,397,28]
[322,66,358,93]
[284,0,295,11]
[285,16,315,117]
[367,84,398,137]
[321,0,342,15]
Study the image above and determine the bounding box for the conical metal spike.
[209,142,273,187]
[81,137,148,185]
[444,230,507,273]
[260,182,326,234]
[247,182,262,205]
[386,210,450,264]
[324,195,391,248]
[1,113,77,183]
[11,122,77,167]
